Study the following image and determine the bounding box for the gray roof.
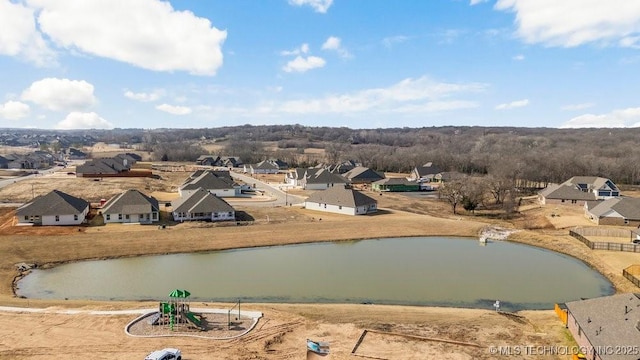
[343,166,385,183]
[373,177,415,186]
[305,185,377,208]
[588,197,640,220]
[16,190,89,216]
[172,188,235,214]
[252,160,279,170]
[181,171,234,191]
[306,168,349,185]
[414,163,442,177]
[565,293,640,359]
[562,176,619,191]
[101,189,159,215]
[538,184,596,201]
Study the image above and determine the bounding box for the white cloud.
[28,0,227,75]
[156,103,192,115]
[288,0,333,13]
[124,89,165,102]
[494,0,640,48]
[512,54,525,60]
[278,76,487,114]
[0,0,55,66]
[280,43,309,56]
[382,35,409,48]
[561,103,595,111]
[561,107,640,128]
[55,112,113,129]
[321,36,351,58]
[495,99,529,110]
[21,78,96,111]
[470,0,489,5]
[282,55,326,73]
[0,100,30,120]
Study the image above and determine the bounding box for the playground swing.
[154,289,205,331]
[227,299,241,330]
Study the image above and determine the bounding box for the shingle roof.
[16,190,89,216]
[252,160,279,170]
[414,163,442,177]
[588,197,640,220]
[343,167,385,182]
[181,171,234,191]
[562,176,619,191]
[373,177,415,186]
[306,168,349,184]
[101,189,159,215]
[538,184,596,201]
[172,188,235,213]
[305,186,377,208]
[565,293,640,359]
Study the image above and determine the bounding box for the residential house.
[538,176,620,206]
[196,155,220,166]
[304,185,378,216]
[267,159,289,170]
[16,190,89,225]
[67,147,87,160]
[100,189,159,224]
[0,155,9,169]
[171,188,235,222]
[410,162,442,182]
[328,160,360,174]
[372,178,420,192]
[342,166,385,184]
[179,170,239,197]
[304,168,349,190]
[220,156,242,169]
[564,293,640,360]
[244,160,280,174]
[75,158,130,177]
[285,168,317,187]
[585,197,640,226]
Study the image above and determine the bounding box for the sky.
[1,0,640,130]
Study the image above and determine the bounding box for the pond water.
[17,237,614,311]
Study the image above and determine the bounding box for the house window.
[625,219,630,225]
[339,206,342,210]
[74,214,78,221]
[228,212,233,217]
[125,214,130,220]
[571,200,577,204]
[55,215,59,222]
[24,216,28,221]
[324,204,327,208]
[213,213,218,217]
[106,214,111,220]
[561,199,565,203]
[118,214,122,220]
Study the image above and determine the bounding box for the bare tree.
[439,179,466,215]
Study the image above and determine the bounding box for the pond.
[17,237,614,311]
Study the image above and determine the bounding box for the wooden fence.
[623,265,640,288]
[572,227,632,238]
[569,230,640,253]
[554,303,567,325]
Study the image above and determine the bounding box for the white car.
[144,348,182,360]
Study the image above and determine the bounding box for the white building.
[16,190,89,226]
[172,188,236,222]
[101,189,159,224]
[304,185,377,216]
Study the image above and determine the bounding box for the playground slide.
[185,312,205,331]
[148,312,161,325]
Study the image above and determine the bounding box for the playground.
[125,289,262,339]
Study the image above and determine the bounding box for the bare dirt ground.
[0,165,638,359]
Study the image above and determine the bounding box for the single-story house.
[285,168,316,187]
[100,189,159,224]
[267,159,289,170]
[372,178,420,192]
[304,185,377,216]
[342,166,385,184]
[244,160,280,174]
[16,190,89,225]
[564,293,640,360]
[410,162,442,182]
[585,197,640,226]
[539,176,621,206]
[171,188,235,222]
[179,170,239,197]
[304,168,349,190]
[196,155,220,166]
[75,158,130,177]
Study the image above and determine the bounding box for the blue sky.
[1,0,640,130]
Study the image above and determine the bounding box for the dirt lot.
[0,166,639,359]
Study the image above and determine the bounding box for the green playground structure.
[153,289,205,331]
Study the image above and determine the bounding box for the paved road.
[230,171,305,207]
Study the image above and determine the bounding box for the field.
[0,162,639,359]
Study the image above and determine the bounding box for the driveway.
[230,171,305,207]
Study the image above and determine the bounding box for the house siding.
[566,311,601,360]
[543,198,587,206]
[172,211,235,222]
[304,201,377,216]
[41,209,88,226]
[104,212,158,224]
